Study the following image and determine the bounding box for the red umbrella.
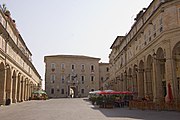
[97,91,134,95]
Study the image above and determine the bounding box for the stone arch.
[12,70,17,103]
[5,64,12,104]
[29,81,33,99]
[133,64,138,95]
[120,73,123,91]
[0,62,5,105]
[172,42,180,101]
[156,47,166,100]
[24,78,28,100]
[146,55,153,100]
[128,67,133,91]
[26,79,31,100]
[138,60,145,99]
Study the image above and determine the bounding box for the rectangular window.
[81,76,84,84]
[153,24,156,31]
[91,65,94,72]
[61,75,65,83]
[91,76,94,82]
[71,75,74,81]
[51,63,56,69]
[61,63,65,69]
[51,88,54,94]
[81,64,85,70]
[51,74,56,81]
[106,67,109,72]
[61,89,64,94]
[159,18,163,25]
[72,64,75,70]
[81,89,84,94]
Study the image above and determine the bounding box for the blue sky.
[0,0,152,86]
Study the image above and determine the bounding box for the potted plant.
[104,95,115,108]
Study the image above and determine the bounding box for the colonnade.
[111,43,180,103]
[0,62,37,105]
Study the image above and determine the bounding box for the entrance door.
[69,86,76,98]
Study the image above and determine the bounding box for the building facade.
[0,6,41,105]
[44,55,101,98]
[109,0,180,103]
[99,63,110,90]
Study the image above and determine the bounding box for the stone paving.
[0,98,180,120]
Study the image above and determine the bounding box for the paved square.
[0,98,180,120]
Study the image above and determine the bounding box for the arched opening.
[29,82,33,99]
[69,86,77,98]
[17,73,21,102]
[156,48,166,101]
[0,62,5,105]
[20,76,24,102]
[128,68,133,91]
[123,71,127,91]
[24,79,28,101]
[133,64,138,98]
[146,55,153,100]
[5,65,12,105]
[138,60,145,99]
[12,70,17,103]
[26,80,30,100]
[172,42,180,100]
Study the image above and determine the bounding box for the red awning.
[97,91,134,95]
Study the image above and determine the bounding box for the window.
[101,77,103,82]
[153,24,156,31]
[51,63,56,69]
[51,74,55,82]
[81,89,84,94]
[81,76,85,84]
[159,18,163,25]
[71,75,74,81]
[91,76,94,82]
[61,75,65,84]
[51,88,54,94]
[61,63,65,69]
[72,64,75,70]
[61,89,64,94]
[81,64,85,70]
[51,63,56,72]
[106,67,109,72]
[91,65,94,72]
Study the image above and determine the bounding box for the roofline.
[44,54,101,62]
[110,36,125,49]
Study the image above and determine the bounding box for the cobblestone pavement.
[0,98,180,120]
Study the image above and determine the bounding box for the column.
[0,70,7,105]
[12,76,18,103]
[21,80,24,102]
[152,58,157,102]
[24,80,27,101]
[145,68,153,99]
[137,69,144,99]
[17,79,21,102]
